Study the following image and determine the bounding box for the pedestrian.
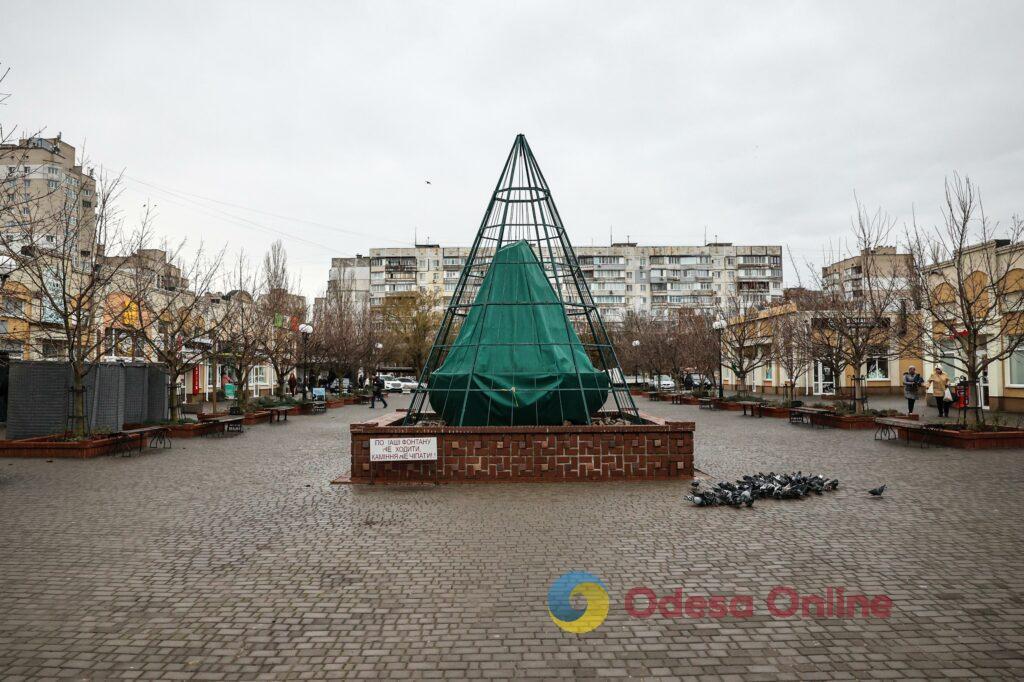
[928,366,952,418]
[369,373,388,409]
[288,374,297,396]
[683,374,694,391]
[902,366,924,414]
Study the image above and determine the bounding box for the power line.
[121,172,410,247]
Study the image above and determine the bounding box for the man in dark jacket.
[369,374,388,409]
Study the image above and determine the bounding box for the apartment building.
[327,255,371,304]
[822,246,911,297]
[1,137,99,362]
[577,242,783,319]
[355,241,783,318]
[1,136,97,256]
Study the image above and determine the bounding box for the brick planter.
[242,410,272,425]
[894,425,1024,449]
[326,399,346,409]
[717,401,744,411]
[759,406,792,418]
[0,434,144,459]
[810,412,919,430]
[166,421,223,438]
[348,411,695,484]
[196,412,229,422]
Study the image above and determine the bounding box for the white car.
[397,376,420,393]
[649,376,676,390]
[379,375,403,392]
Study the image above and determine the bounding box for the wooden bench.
[116,425,172,456]
[875,417,938,447]
[788,406,832,426]
[647,391,661,402]
[698,397,715,410]
[738,401,764,417]
[204,415,244,437]
[268,406,292,423]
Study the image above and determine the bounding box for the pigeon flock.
[685,471,841,508]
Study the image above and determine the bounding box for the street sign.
[370,437,438,462]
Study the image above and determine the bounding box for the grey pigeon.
[868,484,886,497]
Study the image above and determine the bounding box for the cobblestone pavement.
[2,396,1023,680]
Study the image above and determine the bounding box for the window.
[250,366,267,386]
[764,363,773,381]
[1009,338,1024,385]
[1,296,24,316]
[48,180,58,190]
[207,363,218,389]
[40,339,67,360]
[866,357,889,380]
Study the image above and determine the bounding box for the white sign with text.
[370,437,438,462]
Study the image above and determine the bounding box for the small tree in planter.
[312,283,376,390]
[796,201,909,413]
[0,150,152,436]
[117,242,226,421]
[215,254,268,412]
[677,310,720,396]
[769,305,812,406]
[904,174,1024,426]
[257,241,306,399]
[719,296,772,395]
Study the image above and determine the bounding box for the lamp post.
[712,318,727,400]
[631,339,640,387]
[298,323,313,400]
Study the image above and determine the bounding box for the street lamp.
[631,339,640,387]
[712,318,727,400]
[298,323,313,400]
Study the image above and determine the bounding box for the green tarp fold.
[428,240,609,426]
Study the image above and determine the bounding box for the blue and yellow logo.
[547,571,610,633]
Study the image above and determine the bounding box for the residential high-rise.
[349,241,783,319]
[821,246,911,298]
[0,136,97,257]
[327,255,371,304]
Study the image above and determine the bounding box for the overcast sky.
[3,1,1023,298]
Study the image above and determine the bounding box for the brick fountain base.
[346,411,694,484]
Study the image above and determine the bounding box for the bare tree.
[798,200,909,412]
[312,283,376,386]
[678,309,721,393]
[116,241,226,420]
[216,253,268,410]
[258,240,306,398]
[904,174,1024,425]
[768,304,812,403]
[378,289,443,374]
[0,157,151,435]
[718,296,772,394]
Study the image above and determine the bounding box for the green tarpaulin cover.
[428,240,609,426]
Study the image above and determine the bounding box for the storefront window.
[866,357,889,380]
[1009,338,1024,385]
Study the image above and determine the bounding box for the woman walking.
[928,366,953,417]
[902,366,924,414]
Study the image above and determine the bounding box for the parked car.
[397,376,420,393]
[648,375,676,390]
[379,375,403,392]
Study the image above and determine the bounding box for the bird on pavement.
[868,484,887,497]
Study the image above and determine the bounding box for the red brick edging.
[349,411,694,483]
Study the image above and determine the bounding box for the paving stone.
[0,396,1022,679]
